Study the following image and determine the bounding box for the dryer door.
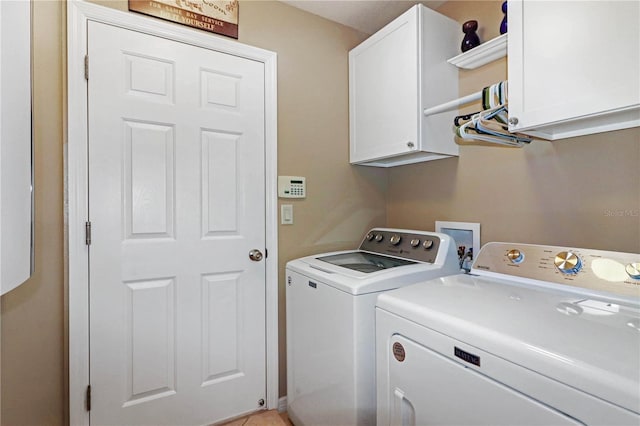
[387,335,582,426]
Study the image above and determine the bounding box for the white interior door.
[87,20,266,425]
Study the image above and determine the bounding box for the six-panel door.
[87,21,266,425]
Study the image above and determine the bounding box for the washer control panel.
[359,229,443,264]
[473,242,640,298]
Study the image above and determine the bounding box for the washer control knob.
[410,239,421,248]
[554,251,582,274]
[507,249,524,264]
[423,240,434,250]
[626,262,640,280]
[365,232,375,241]
[390,235,402,246]
[374,234,384,242]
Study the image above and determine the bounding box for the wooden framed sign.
[129,0,239,38]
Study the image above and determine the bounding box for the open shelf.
[448,33,507,69]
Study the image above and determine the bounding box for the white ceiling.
[280,0,447,35]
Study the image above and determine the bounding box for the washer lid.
[316,251,416,273]
[286,250,460,295]
[376,274,640,414]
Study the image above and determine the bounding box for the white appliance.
[286,228,459,426]
[376,242,640,426]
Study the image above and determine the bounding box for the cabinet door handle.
[406,141,415,149]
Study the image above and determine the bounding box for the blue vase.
[500,1,508,34]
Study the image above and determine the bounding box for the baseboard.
[278,396,287,413]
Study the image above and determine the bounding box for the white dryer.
[376,242,640,425]
[286,228,460,426]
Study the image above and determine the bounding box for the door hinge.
[85,221,92,246]
[85,385,92,411]
[84,55,89,80]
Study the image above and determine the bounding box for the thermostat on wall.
[278,176,306,198]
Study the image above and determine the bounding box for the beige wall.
[92,0,388,400]
[1,1,385,423]
[387,1,640,254]
[235,1,387,397]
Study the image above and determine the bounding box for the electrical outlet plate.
[435,221,480,271]
[281,204,293,225]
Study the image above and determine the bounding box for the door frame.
[66,2,279,424]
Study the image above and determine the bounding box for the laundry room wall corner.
[234,0,389,398]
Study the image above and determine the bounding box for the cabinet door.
[1,0,32,294]
[508,0,640,139]
[349,7,419,164]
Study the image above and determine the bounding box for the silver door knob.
[249,249,263,262]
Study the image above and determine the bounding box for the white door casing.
[67,3,278,425]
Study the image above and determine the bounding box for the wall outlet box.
[435,221,480,271]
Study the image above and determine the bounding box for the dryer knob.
[423,240,434,250]
[390,235,402,245]
[554,251,582,274]
[374,234,384,242]
[507,249,524,264]
[410,239,420,248]
[365,232,375,241]
[626,262,640,280]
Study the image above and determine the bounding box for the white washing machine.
[286,228,460,426]
[376,242,640,425]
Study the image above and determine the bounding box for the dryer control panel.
[472,242,640,299]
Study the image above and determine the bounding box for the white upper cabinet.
[1,1,33,295]
[508,0,640,140]
[349,5,459,167]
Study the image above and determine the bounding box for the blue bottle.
[500,1,507,34]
